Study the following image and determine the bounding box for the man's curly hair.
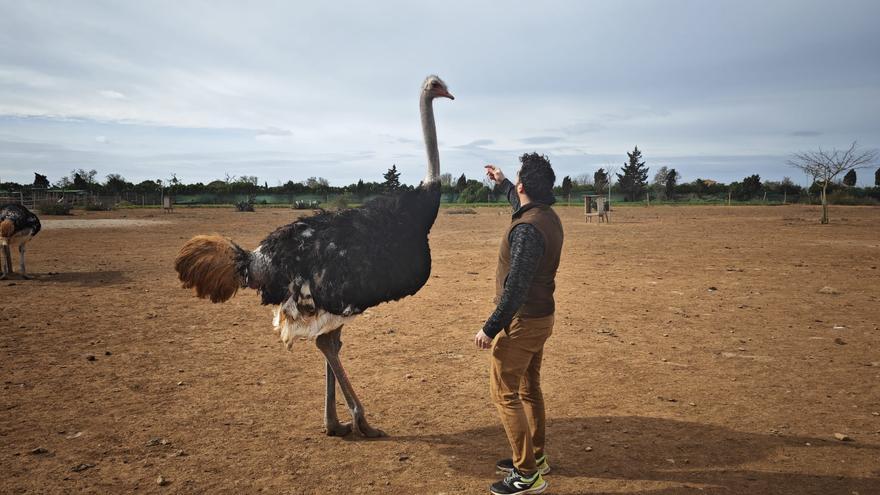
[518,152,556,205]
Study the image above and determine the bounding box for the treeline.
[3,159,880,204]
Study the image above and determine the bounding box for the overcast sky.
[1,0,878,187]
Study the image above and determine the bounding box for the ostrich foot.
[324,421,352,437]
[20,274,30,280]
[0,273,7,280]
[353,417,386,438]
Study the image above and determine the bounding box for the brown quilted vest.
[494,203,564,318]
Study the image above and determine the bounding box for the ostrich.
[174,75,453,437]
[0,203,41,280]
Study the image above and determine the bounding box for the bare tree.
[788,141,877,224]
[439,172,453,187]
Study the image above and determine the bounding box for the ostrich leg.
[322,328,353,437]
[0,244,11,280]
[316,327,386,438]
[19,244,29,279]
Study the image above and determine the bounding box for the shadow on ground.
[397,416,880,495]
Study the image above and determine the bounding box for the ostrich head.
[422,75,454,100]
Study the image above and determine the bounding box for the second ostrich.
[175,75,453,437]
[0,203,41,280]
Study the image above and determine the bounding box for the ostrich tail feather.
[174,234,245,303]
[0,219,13,240]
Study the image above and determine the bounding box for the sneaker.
[496,455,551,475]
[490,469,547,495]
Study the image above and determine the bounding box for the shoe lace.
[504,470,520,485]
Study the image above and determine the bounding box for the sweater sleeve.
[482,223,544,338]
[499,178,520,211]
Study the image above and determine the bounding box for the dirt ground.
[1,204,879,494]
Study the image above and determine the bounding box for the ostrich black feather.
[0,204,41,237]
[251,182,441,316]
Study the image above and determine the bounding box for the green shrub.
[84,202,114,211]
[328,195,350,210]
[39,203,72,215]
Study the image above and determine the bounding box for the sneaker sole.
[490,479,547,495]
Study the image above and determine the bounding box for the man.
[476,153,564,495]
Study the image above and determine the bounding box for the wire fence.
[2,188,876,209]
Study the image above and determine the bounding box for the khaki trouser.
[490,313,554,474]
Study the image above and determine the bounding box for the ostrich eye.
[431,81,439,88]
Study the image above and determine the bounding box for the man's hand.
[474,329,493,349]
[485,165,505,185]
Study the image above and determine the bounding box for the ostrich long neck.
[420,94,440,183]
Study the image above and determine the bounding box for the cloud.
[790,130,823,137]
[254,127,294,142]
[454,139,494,150]
[519,136,563,145]
[95,135,109,144]
[559,121,605,135]
[98,90,127,100]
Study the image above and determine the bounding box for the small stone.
[805,442,811,446]
[584,446,592,452]
[871,412,879,416]
[405,373,413,379]
[834,338,846,345]
[85,355,96,361]
[177,381,185,386]
[104,351,112,356]
[174,450,188,457]
[833,433,852,441]
[30,447,49,455]
[157,476,169,486]
[71,463,94,472]
[398,454,410,461]
[833,325,846,330]
[688,402,696,407]
[818,286,839,295]
[708,287,717,291]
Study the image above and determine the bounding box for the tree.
[616,146,649,201]
[439,173,453,187]
[105,173,130,193]
[459,179,490,203]
[876,168,880,187]
[71,168,98,191]
[455,173,467,193]
[560,176,572,203]
[573,173,593,187]
[303,177,330,193]
[382,164,401,192]
[665,169,678,200]
[842,169,857,187]
[33,173,49,188]
[741,174,762,200]
[652,166,669,200]
[54,176,72,189]
[789,141,878,223]
[593,168,608,194]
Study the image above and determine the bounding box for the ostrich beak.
[438,89,455,100]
